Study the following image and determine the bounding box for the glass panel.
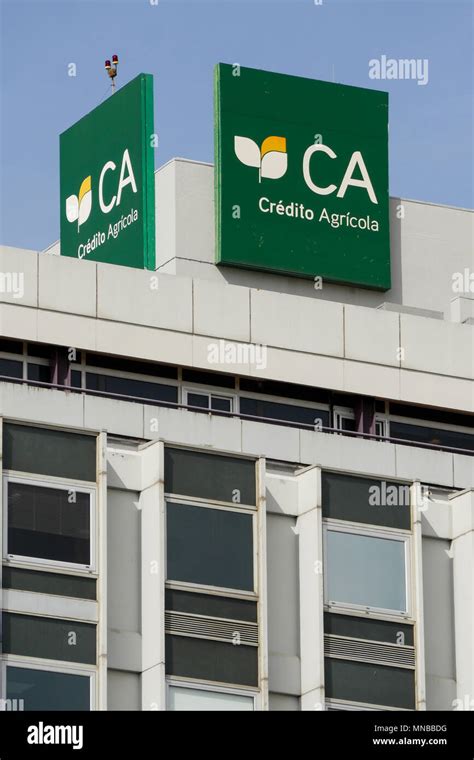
[0,358,22,378]
[324,612,414,646]
[322,472,411,530]
[2,567,96,600]
[390,421,474,452]
[6,666,90,711]
[71,370,82,388]
[240,397,329,428]
[169,685,253,711]
[0,338,23,354]
[182,368,235,389]
[8,481,91,565]
[211,396,232,412]
[165,635,258,686]
[3,424,96,481]
[326,530,407,612]
[340,417,356,432]
[165,447,256,505]
[167,502,254,591]
[3,613,96,664]
[324,658,415,710]
[187,392,209,409]
[86,372,177,404]
[86,352,177,379]
[240,377,330,404]
[27,363,51,382]
[165,589,257,622]
[27,343,52,359]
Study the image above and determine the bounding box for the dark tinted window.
[7,666,91,711]
[324,613,414,646]
[27,343,52,359]
[27,363,51,382]
[182,368,235,389]
[86,372,177,405]
[166,635,258,687]
[324,658,415,709]
[0,338,23,354]
[0,358,22,378]
[390,402,474,429]
[167,502,254,591]
[241,397,329,428]
[165,589,257,622]
[2,567,96,600]
[390,421,474,452]
[211,396,232,413]
[3,613,96,664]
[240,377,330,404]
[322,472,411,530]
[86,352,177,379]
[187,392,208,409]
[3,424,96,481]
[8,481,91,565]
[165,448,256,505]
[71,370,82,388]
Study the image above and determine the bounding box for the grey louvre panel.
[165,447,256,505]
[324,658,415,710]
[324,613,414,646]
[2,567,96,600]
[165,589,257,622]
[3,424,96,482]
[2,613,96,665]
[324,635,415,668]
[165,611,258,645]
[6,666,90,711]
[165,634,258,687]
[167,502,254,591]
[322,472,411,530]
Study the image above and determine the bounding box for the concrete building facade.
[0,159,473,711]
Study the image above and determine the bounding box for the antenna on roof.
[105,54,119,94]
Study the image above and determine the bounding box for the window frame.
[183,385,237,414]
[374,415,388,438]
[166,678,258,711]
[323,520,412,618]
[333,406,355,432]
[1,657,96,711]
[325,697,408,711]
[2,473,97,573]
[165,496,258,596]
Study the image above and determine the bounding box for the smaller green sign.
[60,74,155,269]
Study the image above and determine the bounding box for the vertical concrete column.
[97,431,108,710]
[297,466,324,711]
[256,457,269,710]
[140,440,166,710]
[451,489,474,708]
[411,481,426,710]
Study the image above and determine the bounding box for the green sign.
[215,64,390,289]
[60,74,155,269]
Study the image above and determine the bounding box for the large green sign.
[60,74,155,269]
[215,64,390,289]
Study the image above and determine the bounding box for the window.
[324,526,409,614]
[4,477,95,570]
[390,420,474,452]
[168,683,255,711]
[86,372,177,405]
[166,501,254,592]
[324,658,415,710]
[165,448,256,506]
[3,424,97,482]
[185,389,234,414]
[240,397,329,429]
[0,357,22,379]
[374,416,388,438]
[2,566,96,600]
[2,613,96,664]
[3,662,93,711]
[322,472,411,531]
[165,635,258,687]
[334,407,356,432]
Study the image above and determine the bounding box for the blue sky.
[1,0,472,250]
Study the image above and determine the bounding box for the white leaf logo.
[65,175,92,230]
[234,135,287,182]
